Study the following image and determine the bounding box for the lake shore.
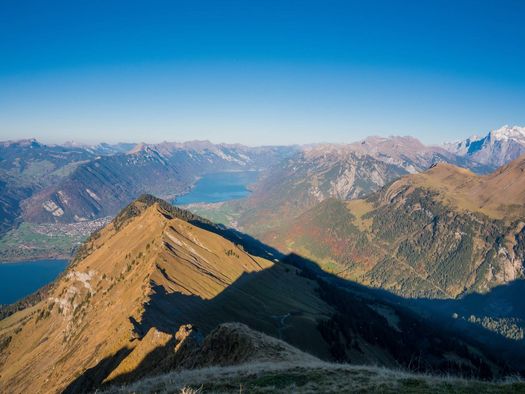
[0,253,71,264]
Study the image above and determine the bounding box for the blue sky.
[1,0,524,145]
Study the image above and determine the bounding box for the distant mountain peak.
[444,125,525,168]
[360,135,425,146]
[0,138,42,148]
[489,125,525,141]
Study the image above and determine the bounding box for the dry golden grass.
[0,202,277,393]
[0,199,335,393]
[101,360,525,394]
[345,199,374,230]
[388,159,525,220]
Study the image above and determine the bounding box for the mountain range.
[2,126,525,265]
[0,139,296,260]
[19,141,295,224]
[2,125,525,392]
[190,134,492,235]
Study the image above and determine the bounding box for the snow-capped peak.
[443,125,525,168]
[489,125,525,142]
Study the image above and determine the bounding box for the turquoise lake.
[0,259,68,305]
[174,170,259,205]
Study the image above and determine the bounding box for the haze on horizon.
[1,0,524,146]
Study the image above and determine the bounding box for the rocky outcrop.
[175,323,317,369]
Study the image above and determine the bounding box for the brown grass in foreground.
[102,360,525,394]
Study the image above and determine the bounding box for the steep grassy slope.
[0,196,511,393]
[0,178,31,237]
[389,161,525,220]
[0,196,329,393]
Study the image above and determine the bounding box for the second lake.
[174,170,259,205]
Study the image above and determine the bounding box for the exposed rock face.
[235,148,409,234]
[348,135,471,172]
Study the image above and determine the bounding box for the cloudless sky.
[1,0,524,145]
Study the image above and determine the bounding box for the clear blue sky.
[1,0,524,145]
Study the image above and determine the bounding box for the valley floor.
[103,361,525,394]
[0,218,110,262]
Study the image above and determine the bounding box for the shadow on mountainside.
[409,280,525,363]
[292,255,525,368]
[59,196,525,391]
[63,248,525,393]
[62,347,133,394]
